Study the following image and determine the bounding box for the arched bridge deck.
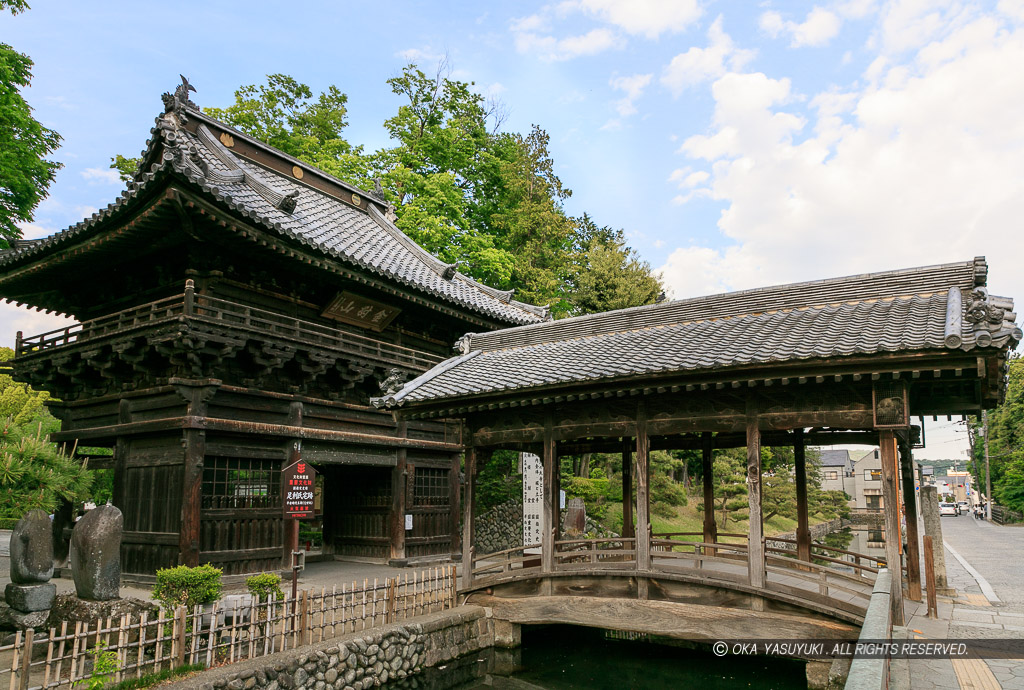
[461,535,880,635]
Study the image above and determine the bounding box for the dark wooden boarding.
[0,79,546,581]
[378,257,1020,625]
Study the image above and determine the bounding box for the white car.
[939,502,958,516]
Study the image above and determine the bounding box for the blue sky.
[5,0,1022,461]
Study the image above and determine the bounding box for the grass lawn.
[603,498,834,541]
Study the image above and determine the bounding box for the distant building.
[817,449,855,496]
[851,448,884,510]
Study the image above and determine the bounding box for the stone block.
[5,583,56,612]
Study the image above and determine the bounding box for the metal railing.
[14,286,445,371]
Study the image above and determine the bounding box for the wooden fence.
[1,567,455,690]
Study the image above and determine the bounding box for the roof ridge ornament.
[161,75,197,125]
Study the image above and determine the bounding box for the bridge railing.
[470,543,542,578]
[765,536,883,578]
[555,537,636,568]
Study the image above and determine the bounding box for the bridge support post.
[542,414,559,574]
[621,438,634,539]
[879,430,905,625]
[701,432,717,545]
[746,401,765,590]
[794,428,811,564]
[899,437,922,601]
[635,401,651,600]
[461,446,477,590]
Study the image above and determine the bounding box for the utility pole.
[983,410,992,521]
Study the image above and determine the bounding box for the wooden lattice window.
[413,467,449,507]
[202,457,281,510]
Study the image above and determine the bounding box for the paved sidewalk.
[892,514,1024,690]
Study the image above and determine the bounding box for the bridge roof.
[375,257,1021,411]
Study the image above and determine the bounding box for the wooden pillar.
[112,399,130,514]
[701,432,717,544]
[389,420,408,562]
[899,437,922,601]
[794,428,811,563]
[746,401,765,589]
[879,430,906,625]
[542,413,559,573]
[635,400,651,572]
[461,446,477,590]
[175,380,219,568]
[449,451,461,555]
[621,438,634,539]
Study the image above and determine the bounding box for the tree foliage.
[0,418,92,519]
[0,1,62,244]
[128,66,662,317]
[971,357,1024,513]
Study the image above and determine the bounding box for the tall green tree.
[0,1,62,244]
[567,214,663,315]
[971,357,1024,513]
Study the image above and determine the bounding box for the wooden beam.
[621,438,634,540]
[636,400,651,574]
[794,428,811,564]
[746,400,765,589]
[879,430,905,625]
[900,438,922,602]
[542,413,558,574]
[461,446,477,590]
[701,432,717,545]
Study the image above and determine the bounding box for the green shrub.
[152,564,223,610]
[246,572,284,602]
[652,501,677,519]
[0,517,18,529]
[562,476,612,521]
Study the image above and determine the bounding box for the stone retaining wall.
[474,500,523,555]
[168,607,496,690]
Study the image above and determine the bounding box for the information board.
[282,460,317,519]
[521,452,543,548]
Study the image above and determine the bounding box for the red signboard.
[282,460,317,519]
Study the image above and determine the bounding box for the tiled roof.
[0,92,547,327]
[375,259,1022,409]
[818,450,853,467]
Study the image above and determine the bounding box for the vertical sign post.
[283,459,317,601]
[521,452,543,552]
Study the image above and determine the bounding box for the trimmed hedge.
[152,564,223,610]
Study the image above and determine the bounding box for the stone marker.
[9,509,54,584]
[70,505,123,601]
[564,497,587,534]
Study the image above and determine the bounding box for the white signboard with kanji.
[521,452,543,548]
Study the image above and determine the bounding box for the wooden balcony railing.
[15,286,446,371]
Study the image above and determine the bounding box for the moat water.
[410,625,809,690]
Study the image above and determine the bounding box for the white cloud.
[609,72,652,117]
[760,7,842,47]
[0,304,76,350]
[660,10,1024,312]
[80,168,121,185]
[396,47,445,63]
[574,0,702,39]
[514,27,624,61]
[511,0,700,62]
[75,206,99,219]
[661,16,755,95]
